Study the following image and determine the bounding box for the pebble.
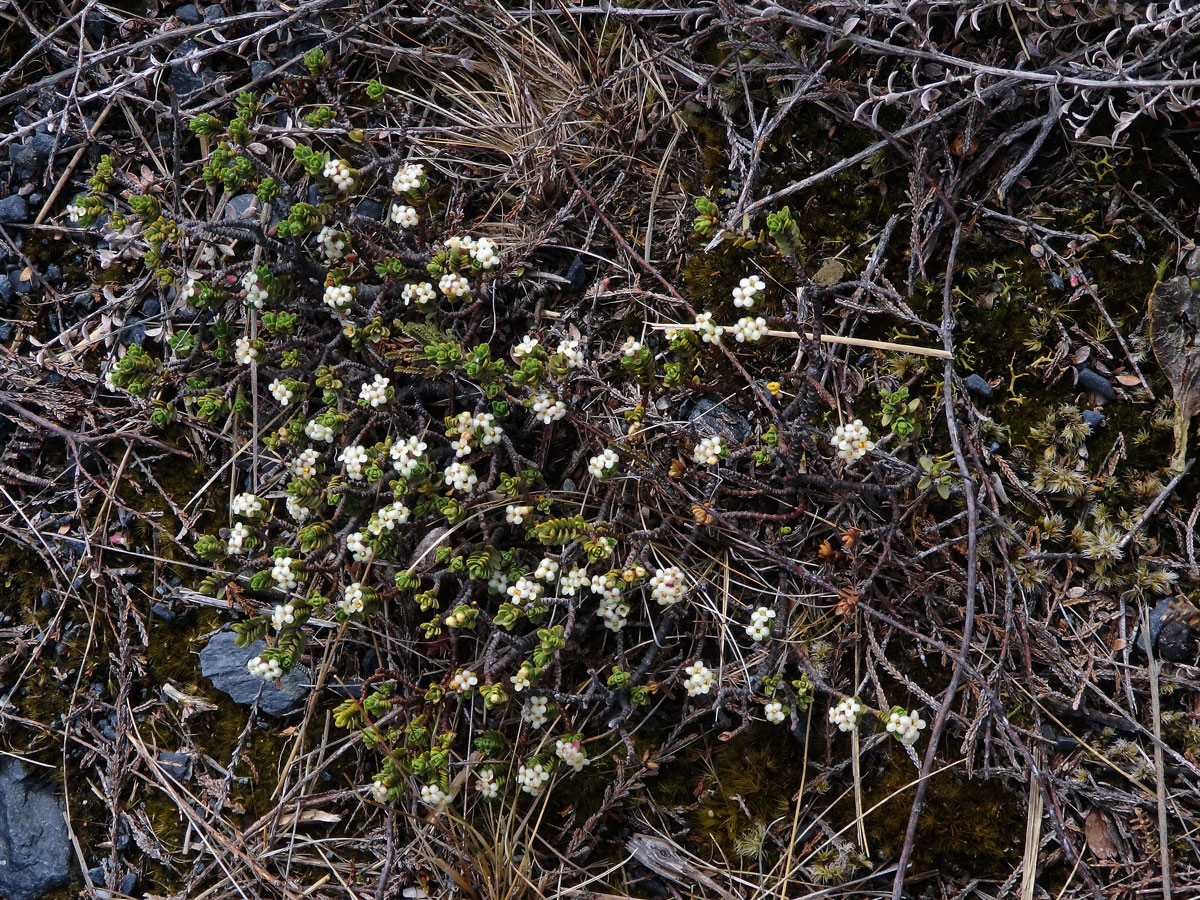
[224,193,258,219]
[0,275,13,303]
[1135,597,1195,662]
[1075,366,1115,402]
[140,296,162,317]
[175,3,203,25]
[199,630,310,717]
[357,198,384,220]
[0,195,28,224]
[1081,409,1105,432]
[680,395,753,443]
[204,4,224,23]
[565,255,589,293]
[0,758,75,900]
[964,373,994,400]
[158,751,193,782]
[250,60,273,81]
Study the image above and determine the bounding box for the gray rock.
[157,751,192,782]
[11,145,44,182]
[140,296,162,317]
[176,3,203,25]
[1081,409,1105,432]
[1135,598,1195,663]
[964,373,994,401]
[1075,366,1116,402]
[0,275,12,303]
[680,394,753,443]
[120,873,137,895]
[169,42,213,97]
[0,195,28,225]
[0,757,74,900]
[250,60,273,81]
[204,4,224,22]
[224,193,258,220]
[356,199,384,220]
[199,630,309,716]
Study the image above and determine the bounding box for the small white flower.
[268,379,294,405]
[513,334,540,361]
[886,708,927,745]
[420,783,449,812]
[682,661,715,697]
[731,316,767,343]
[286,495,311,523]
[507,576,543,605]
[316,225,347,261]
[226,521,250,554]
[693,435,725,466]
[517,762,551,795]
[233,336,258,365]
[392,163,425,194]
[270,556,298,592]
[438,273,470,298]
[556,339,583,369]
[323,158,355,191]
[369,780,389,803]
[510,665,534,692]
[587,448,619,478]
[401,281,436,306]
[290,448,320,477]
[389,203,419,228]
[305,419,335,443]
[65,202,88,223]
[359,373,391,408]
[523,695,551,729]
[230,492,264,517]
[443,461,478,493]
[450,669,479,692]
[346,531,372,562]
[649,566,686,607]
[530,391,566,424]
[506,504,532,525]
[475,768,499,799]
[247,655,283,681]
[534,557,560,582]
[271,602,296,632]
[338,582,366,616]
[339,444,369,480]
[696,311,724,345]
[621,337,642,358]
[829,696,865,732]
[242,270,269,308]
[367,501,410,535]
[732,274,766,309]
[559,567,589,596]
[323,283,353,310]
[833,419,874,463]
[180,278,198,303]
[764,701,787,724]
[555,738,589,772]
[390,435,428,477]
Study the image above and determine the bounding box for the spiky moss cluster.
[71,63,837,820]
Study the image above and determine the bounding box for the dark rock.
[1081,409,1105,432]
[306,184,320,205]
[11,271,32,293]
[140,296,162,317]
[250,60,273,81]
[28,193,42,208]
[44,264,61,284]
[565,254,589,293]
[169,42,213,97]
[224,193,258,220]
[204,4,224,23]
[680,394,753,443]
[120,873,138,895]
[176,3,203,25]
[1075,366,1116,402]
[1136,598,1195,663]
[964,373,994,400]
[0,757,74,900]
[150,602,177,623]
[28,133,56,158]
[0,275,11,303]
[87,865,107,886]
[1048,272,1065,291]
[11,144,44,181]
[85,8,105,42]
[357,198,384,220]
[0,323,15,343]
[199,630,310,716]
[0,195,28,225]
[123,316,147,348]
[158,751,192,782]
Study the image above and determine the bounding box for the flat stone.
[11,145,44,182]
[175,4,203,25]
[0,195,28,225]
[0,275,13,303]
[157,751,192,782]
[356,199,384,220]
[964,373,994,400]
[0,757,74,900]
[1075,366,1116,402]
[680,394,753,443]
[199,630,309,716]
[250,60,273,81]
[1081,409,1105,432]
[224,193,258,219]
[204,4,224,23]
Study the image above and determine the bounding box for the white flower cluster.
[745,606,776,642]
[621,337,642,357]
[346,531,372,562]
[450,669,479,692]
[598,593,631,632]
[359,373,391,408]
[339,444,369,480]
[271,603,296,632]
[392,162,424,193]
[242,270,268,307]
[829,696,865,732]
[338,582,365,616]
[555,738,589,772]
[693,435,725,466]
[369,780,389,803]
[559,567,589,595]
[588,448,619,478]
[764,700,787,724]
[732,316,767,343]
[305,419,335,442]
[390,435,428,477]
[885,708,927,745]
[286,496,310,523]
[231,492,264,517]
[420,783,449,812]
[291,448,320,477]
[833,419,875,463]
[649,566,686,607]
[268,378,294,404]
[510,665,534,692]
[180,278,198,303]
[475,768,499,799]
[438,273,470,298]
[367,501,410,536]
[513,334,540,361]
[323,284,353,311]
[65,202,88,222]
[682,661,715,697]
[447,235,499,270]
[234,336,258,365]
[443,461,478,492]
[389,203,418,228]
[530,391,567,424]
[401,281,436,306]
[517,762,551,796]
[227,521,250,554]
[449,411,502,457]
[507,576,544,606]
[323,158,355,191]
[506,504,532,525]
[270,556,297,592]
[696,311,724,345]
[534,557,559,581]
[247,655,282,681]
[557,339,583,369]
[523,695,551,729]
[317,226,346,261]
[732,274,766,308]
